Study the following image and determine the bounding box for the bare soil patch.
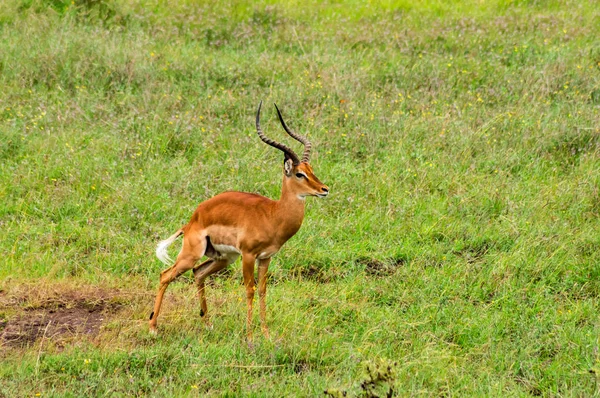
[359,256,406,277]
[1,302,109,348]
[0,284,124,349]
[296,264,337,283]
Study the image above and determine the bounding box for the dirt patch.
[0,284,124,349]
[359,256,406,277]
[452,239,497,264]
[293,359,311,374]
[1,305,106,348]
[296,264,337,283]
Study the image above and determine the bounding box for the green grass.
[1,0,599,395]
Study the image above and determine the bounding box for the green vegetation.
[1,0,599,395]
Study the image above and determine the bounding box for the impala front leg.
[257,258,271,339]
[242,253,257,344]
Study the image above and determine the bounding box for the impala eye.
[295,173,306,179]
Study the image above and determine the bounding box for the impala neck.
[275,175,306,238]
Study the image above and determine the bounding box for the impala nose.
[320,186,329,196]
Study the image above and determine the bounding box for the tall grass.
[1,0,599,395]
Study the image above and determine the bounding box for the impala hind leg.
[193,258,229,327]
[257,258,271,339]
[149,255,198,333]
[149,235,205,333]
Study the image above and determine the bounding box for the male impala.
[149,102,329,341]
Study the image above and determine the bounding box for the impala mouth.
[316,192,329,198]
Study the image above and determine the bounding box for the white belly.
[257,250,278,260]
[212,244,241,262]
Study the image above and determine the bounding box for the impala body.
[149,102,329,341]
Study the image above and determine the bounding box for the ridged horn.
[255,101,300,165]
[274,104,312,163]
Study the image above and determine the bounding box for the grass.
[0,0,599,395]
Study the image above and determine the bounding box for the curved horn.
[274,104,312,163]
[256,101,300,165]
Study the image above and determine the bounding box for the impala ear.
[283,157,294,176]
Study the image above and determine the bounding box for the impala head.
[255,101,329,199]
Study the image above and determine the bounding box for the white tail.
[155,230,183,266]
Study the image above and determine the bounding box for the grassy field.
[1,0,599,395]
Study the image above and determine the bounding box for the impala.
[149,102,329,341]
